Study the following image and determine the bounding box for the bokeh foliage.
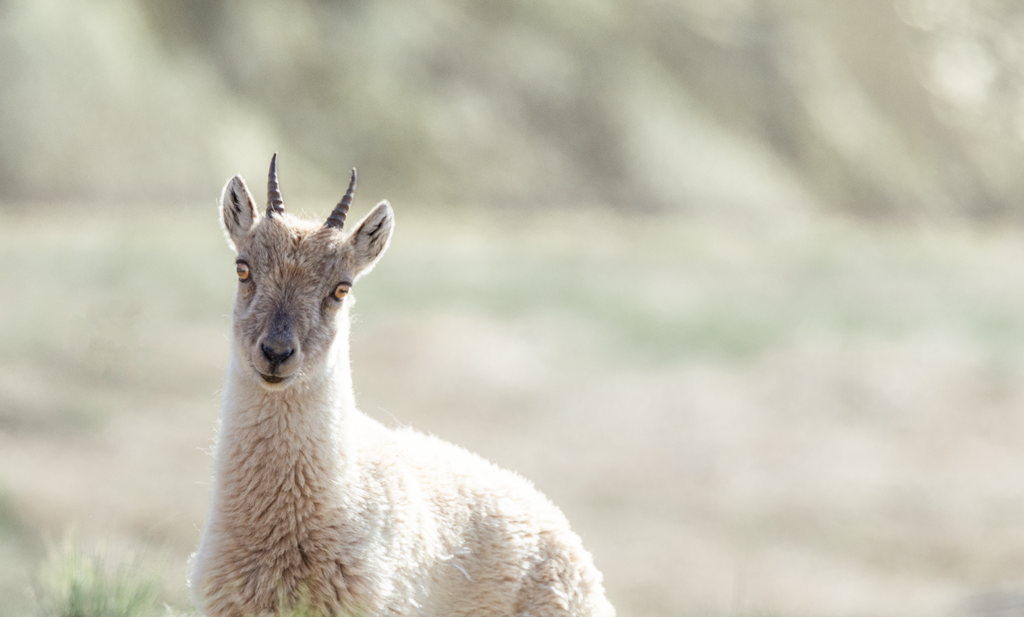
[4,0,1024,217]
[7,2,1024,616]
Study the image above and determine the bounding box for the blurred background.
[6,0,1024,615]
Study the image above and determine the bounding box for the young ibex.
[189,155,614,616]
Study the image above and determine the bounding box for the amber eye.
[333,284,349,300]
[236,261,250,281]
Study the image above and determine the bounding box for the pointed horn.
[325,168,357,230]
[266,152,284,216]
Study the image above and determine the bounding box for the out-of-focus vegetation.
[7,1,1024,616]
[33,532,169,617]
[4,204,1024,616]
[4,0,1024,218]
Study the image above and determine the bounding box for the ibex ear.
[220,175,259,252]
[348,201,394,278]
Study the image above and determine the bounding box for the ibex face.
[219,156,393,389]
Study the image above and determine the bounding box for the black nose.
[261,339,295,367]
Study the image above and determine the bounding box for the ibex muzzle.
[256,310,296,381]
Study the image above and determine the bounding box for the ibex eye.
[333,284,350,300]
[236,261,250,281]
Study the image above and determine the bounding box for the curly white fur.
[189,162,614,617]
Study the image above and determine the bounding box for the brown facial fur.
[219,175,393,390]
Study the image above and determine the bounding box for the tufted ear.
[348,201,394,278]
[220,175,259,252]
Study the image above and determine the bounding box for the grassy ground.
[4,201,1024,615]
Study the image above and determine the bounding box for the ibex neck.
[210,337,357,528]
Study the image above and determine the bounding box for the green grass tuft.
[33,532,168,617]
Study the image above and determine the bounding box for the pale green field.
[4,202,1024,616]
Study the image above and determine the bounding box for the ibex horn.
[267,152,284,217]
[325,168,357,230]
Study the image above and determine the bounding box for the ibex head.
[219,154,394,389]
